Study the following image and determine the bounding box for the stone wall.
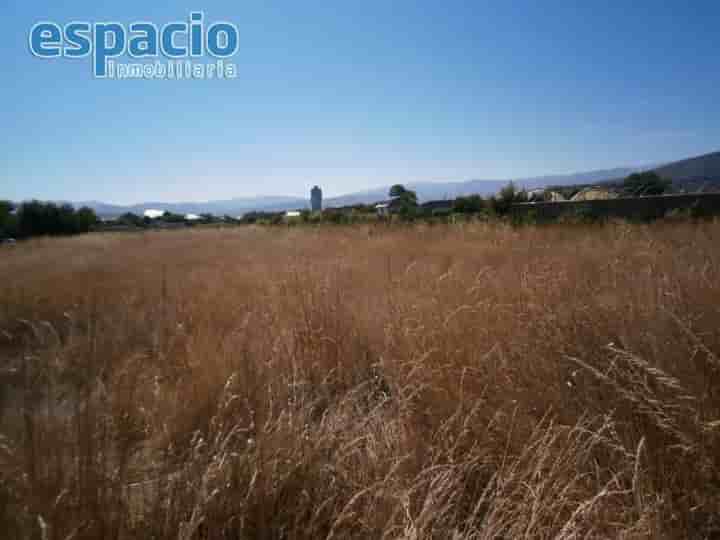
[511,193,720,222]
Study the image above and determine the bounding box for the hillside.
[82,196,309,219]
[650,151,720,192]
[653,151,720,180]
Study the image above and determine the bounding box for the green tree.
[453,195,485,214]
[16,200,49,237]
[489,182,528,216]
[0,201,17,238]
[623,172,671,196]
[389,184,418,204]
[75,206,99,232]
[118,212,144,227]
[161,211,186,223]
[239,212,260,224]
[14,201,98,238]
[58,203,79,234]
[389,184,418,218]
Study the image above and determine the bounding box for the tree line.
[0,172,673,240]
[390,182,529,218]
[0,200,98,240]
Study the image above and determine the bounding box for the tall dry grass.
[1,221,719,539]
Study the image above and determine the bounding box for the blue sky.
[1,1,718,204]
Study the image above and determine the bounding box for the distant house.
[375,199,405,217]
[375,203,390,217]
[375,197,445,217]
[527,188,546,202]
[375,197,414,217]
[548,191,567,202]
[570,187,618,202]
[528,189,567,203]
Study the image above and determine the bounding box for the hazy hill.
[83,197,309,219]
[649,151,720,192]
[653,151,720,180]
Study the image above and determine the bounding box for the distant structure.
[528,189,567,203]
[570,187,618,202]
[375,202,390,218]
[144,209,165,219]
[311,185,323,212]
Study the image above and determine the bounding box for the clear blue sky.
[2,1,718,204]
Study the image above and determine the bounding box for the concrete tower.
[311,185,322,212]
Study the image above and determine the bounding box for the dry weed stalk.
[0,221,719,538]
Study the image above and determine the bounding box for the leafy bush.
[0,200,18,239]
[9,200,98,239]
[623,171,671,196]
[453,195,485,214]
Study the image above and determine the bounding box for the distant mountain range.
[73,167,647,218]
[651,151,720,193]
[40,150,720,218]
[79,196,311,220]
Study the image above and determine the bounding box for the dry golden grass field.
[1,222,720,539]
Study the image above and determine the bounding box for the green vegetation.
[452,194,484,214]
[12,176,703,243]
[0,200,17,239]
[161,211,188,223]
[388,184,419,218]
[116,212,146,227]
[622,171,672,196]
[0,200,98,240]
[487,181,528,215]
